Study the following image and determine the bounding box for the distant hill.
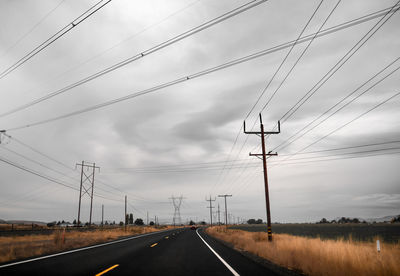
[333,214,399,223]
[3,220,47,225]
[362,215,399,223]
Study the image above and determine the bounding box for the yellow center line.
[150,243,158,247]
[95,264,119,276]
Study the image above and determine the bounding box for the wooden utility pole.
[218,194,232,226]
[244,113,280,241]
[206,196,216,226]
[125,195,127,231]
[101,204,104,227]
[217,204,221,225]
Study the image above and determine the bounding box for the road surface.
[0,227,279,275]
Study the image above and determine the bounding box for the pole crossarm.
[244,115,280,135]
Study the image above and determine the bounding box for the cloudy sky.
[0,0,399,224]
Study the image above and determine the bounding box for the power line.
[0,0,268,118]
[272,56,400,153]
[274,91,400,165]
[213,0,339,195]
[3,5,397,130]
[0,0,66,60]
[279,1,400,124]
[0,0,112,80]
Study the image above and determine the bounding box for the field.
[0,225,173,264]
[206,226,400,276]
[230,223,400,243]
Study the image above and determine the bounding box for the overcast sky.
[0,0,399,224]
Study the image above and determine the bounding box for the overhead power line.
[272,56,400,153]
[279,1,400,124]
[0,0,66,60]
[5,5,398,131]
[0,0,268,118]
[212,0,340,195]
[274,90,400,166]
[0,0,112,80]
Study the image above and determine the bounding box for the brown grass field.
[0,225,174,264]
[206,226,400,276]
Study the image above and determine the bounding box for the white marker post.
[376,240,381,253]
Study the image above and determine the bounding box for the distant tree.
[135,218,144,225]
[129,214,134,224]
[72,219,77,225]
[105,221,109,225]
[391,215,400,223]
[247,219,256,224]
[320,218,328,224]
[149,221,155,226]
[189,220,195,225]
[47,222,55,227]
[56,221,61,225]
[351,218,360,223]
[84,222,89,226]
[330,219,336,224]
[200,221,206,225]
[256,219,263,224]
[61,220,65,224]
[119,221,124,226]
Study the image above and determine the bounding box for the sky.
[0,0,399,224]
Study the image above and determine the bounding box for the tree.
[189,220,195,225]
[135,218,144,225]
[320,218,328,224]
[56,221,61,225]
[247,219,256,224]
[129,214,134,224]
[105,221,109,225]
[119,221,124,226]
[73,219,77,225]
[256,219,263,224]
[149,221,155,226]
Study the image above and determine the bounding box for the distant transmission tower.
[169,195,184,226]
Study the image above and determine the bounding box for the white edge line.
[0,228,175,269]
[196,228,240,276]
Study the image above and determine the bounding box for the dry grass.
[0,226,174,263]
[206,226,400,276]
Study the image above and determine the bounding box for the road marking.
[165,236,169,239]
[150,243,158,247]
[0,228,174,269]
[96,264,119,276]
[196,229,240,276]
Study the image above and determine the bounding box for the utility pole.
[244,113,280,242]
[206,196,216,226]
[147,211,149,225]
[76,161,100,227]
[217,204,221,225]
[218,194,232,226]
[125,195,127,231]
[102,204,104,227]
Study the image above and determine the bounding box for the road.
[0,227,279,275]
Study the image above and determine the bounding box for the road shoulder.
[201,228,306,276]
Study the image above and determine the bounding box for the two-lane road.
[0,228,278,275]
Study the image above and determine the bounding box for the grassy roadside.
[206,226,400,276]
[0,226,174,264]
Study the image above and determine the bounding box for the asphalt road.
[0,227,279,276]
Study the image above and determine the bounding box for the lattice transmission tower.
[169,195,184,226]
